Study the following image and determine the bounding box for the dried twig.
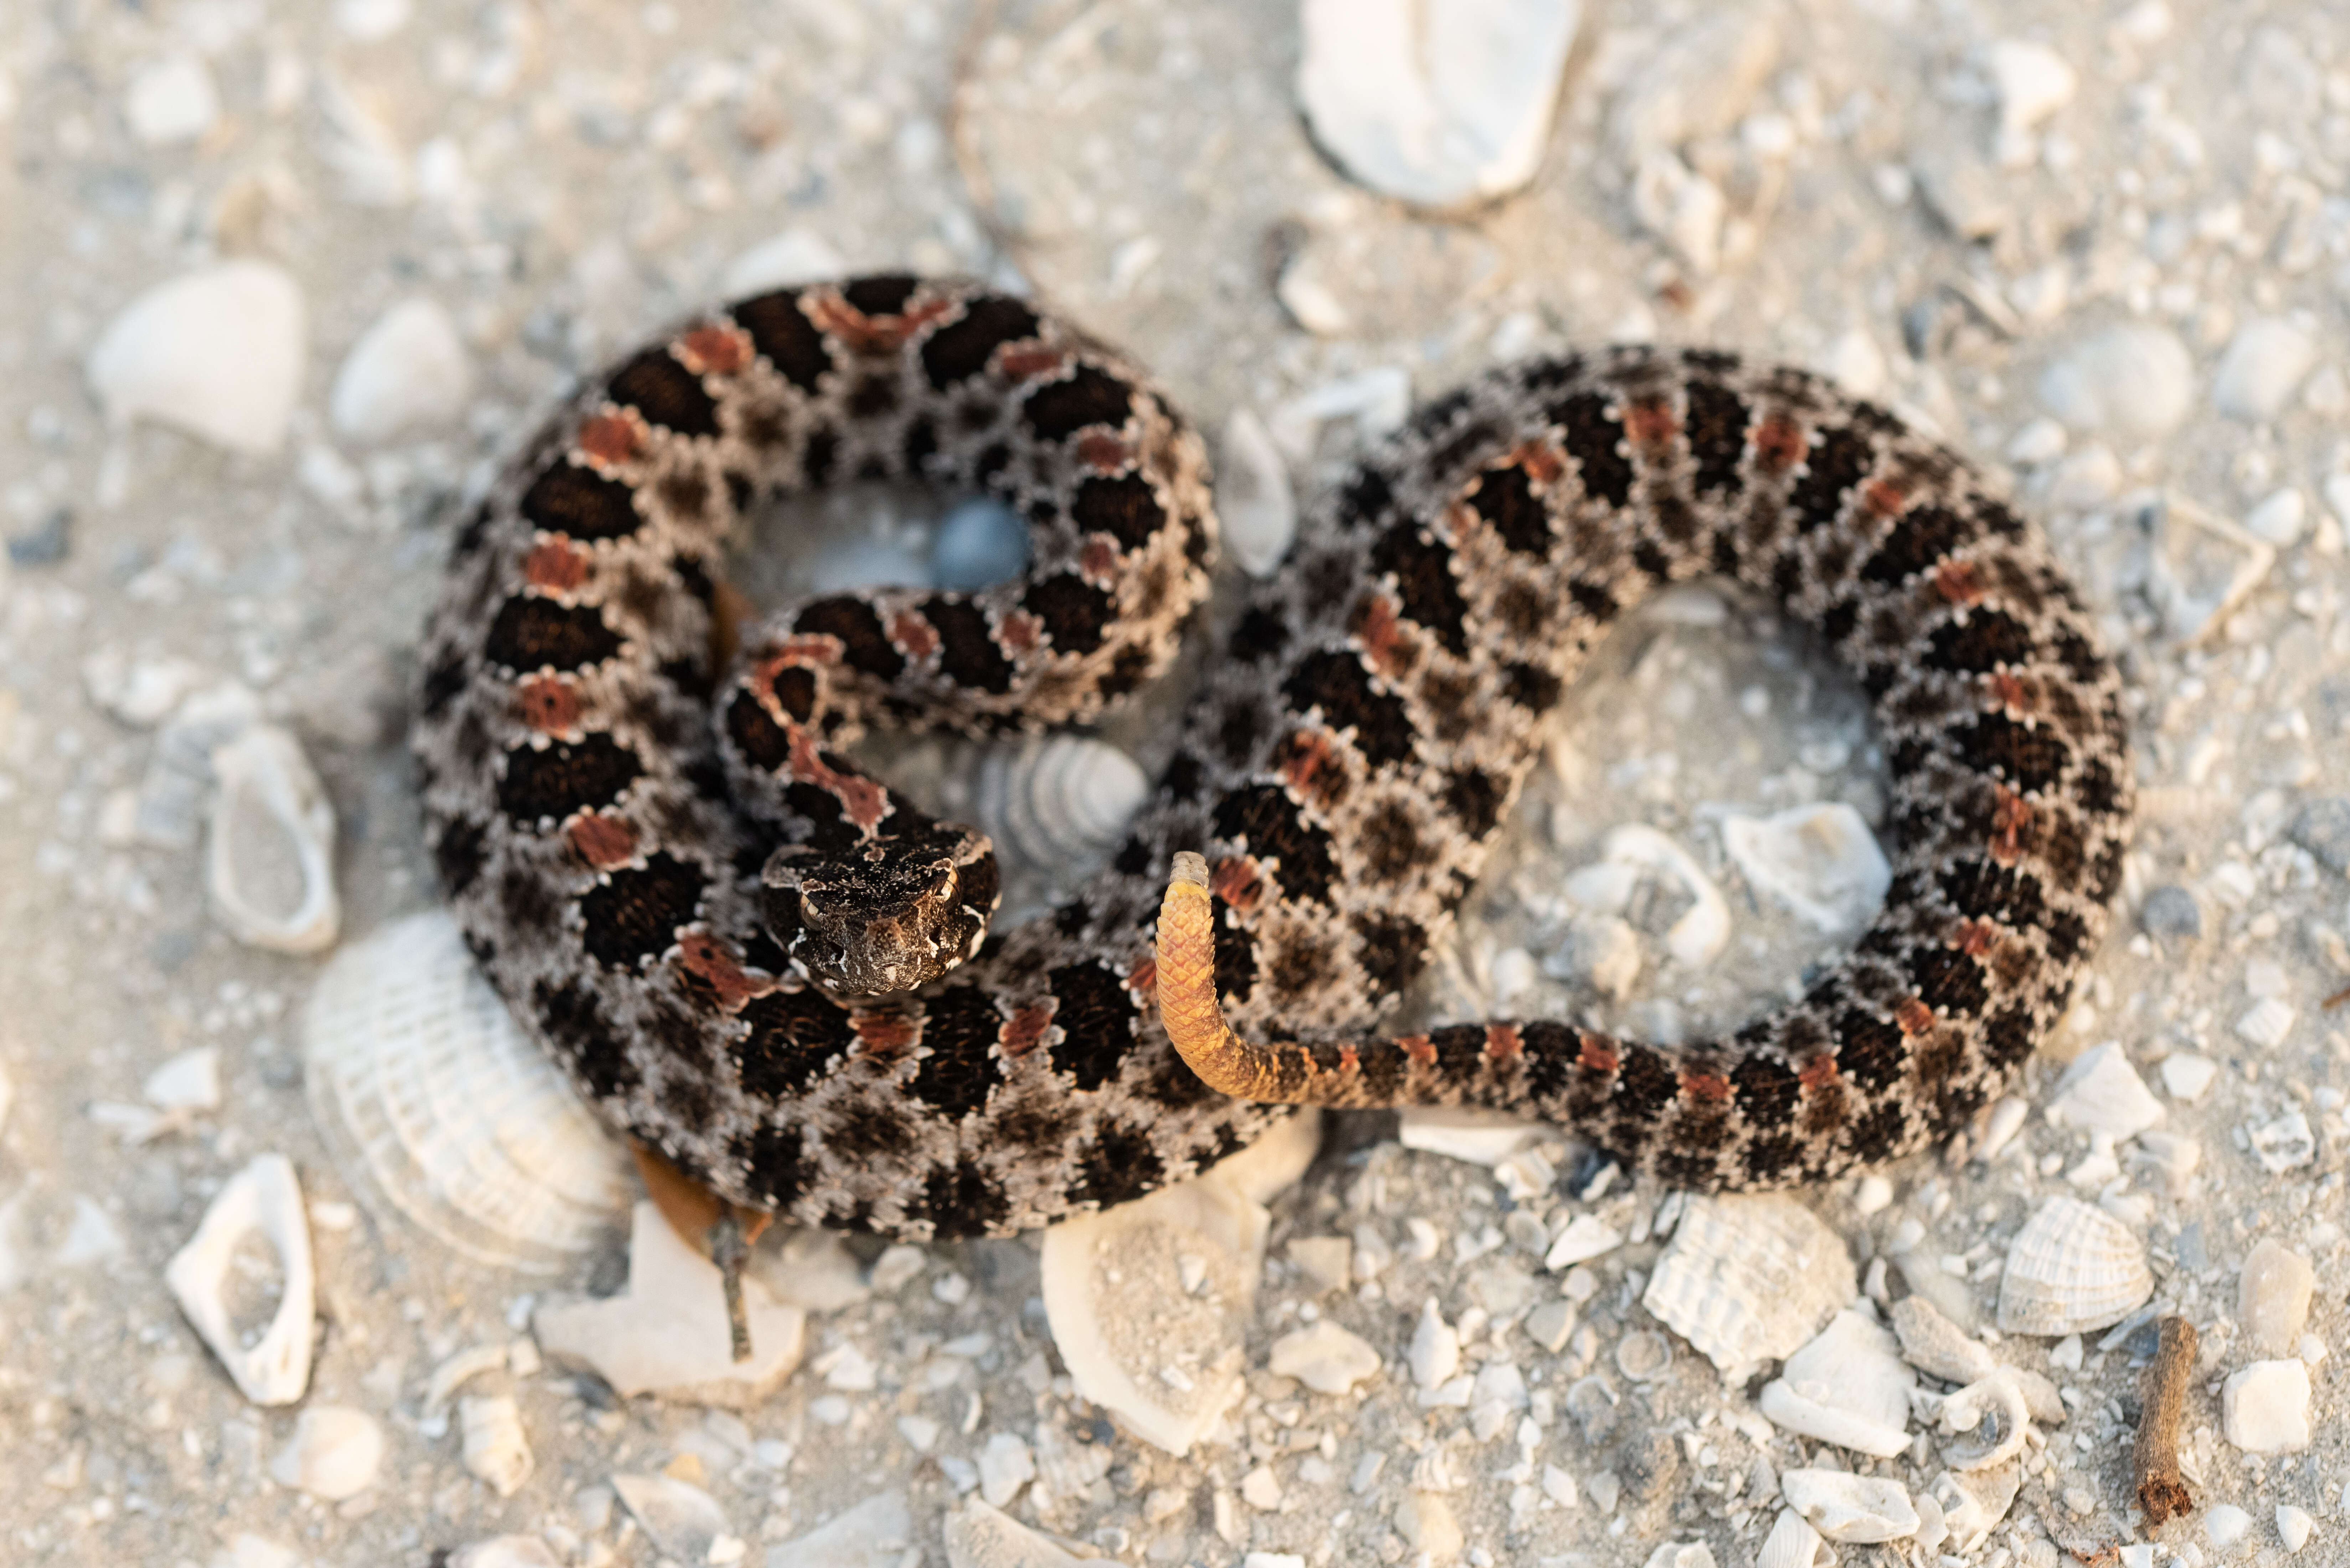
[2323,983,2349,1011]
[2133,1316,2198,1525]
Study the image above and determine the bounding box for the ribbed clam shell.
[302,911,633,1274]
[1995,1196,2152,1336]
[970,735,1148,878]
[1641,1194,1856,1376]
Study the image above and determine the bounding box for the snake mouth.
[761,828,999,998]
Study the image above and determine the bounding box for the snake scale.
[414,276,2134,1242]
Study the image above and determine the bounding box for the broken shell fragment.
[207,724,340,955]
[1780,1468,1920,1544]
[1758,1309,1916,1458]
[165,1153,315,1405]
[303,911,634,1273]
[1937,1372,2032,1471]
[1995,1197,2152,1336]
[1721,803,1892,934]
[1642,1194,1854,1377]
[459,1395,533,1497]
[270,1405,383,1501]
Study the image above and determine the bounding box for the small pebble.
[2206,1503,2254,1549]
[2277,1505,2314,1554]
[1407,1299,1460,1390]
[2239,1240,2315,1354]
[611,1473,729,1563]
[1984,39,2077,165]
[125,55,220,145]
[2139,884,2201,940]
[2158,1052,2218,1103]
[2290,796,2350,875]
[2222,1360,2312,1453]
[2243,487,2307,547]
[1780,1468,1920,1544]
[977,1431,1034,1508]
[270,1406,384,1501]
[2043,1041,2163,1140]
[2213,318,2317,421]
[2005,417,2068,465]
[329,298,473,444]
[1266,1321,1381,1395]
[929,498,1029,590]
[2037,323,2193,438]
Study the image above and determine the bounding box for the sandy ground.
[1,1,2348,1565]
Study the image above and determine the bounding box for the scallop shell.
[1995,1196,2152,1337]
[1641,1194,1855,1377]
[302,911,633,1273]
[969,735,1148,881]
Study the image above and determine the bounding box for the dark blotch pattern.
[521,462,642,542]
[733,292,835,391]
[578,852,704,967]
[922,598,1016,693]
[908,988,1004,1115]
[1469,464,1553,555]
[1369,523,1469,656]
[1022,366,1133,442]
[840,274,919,315]
[1788,424,1873,533]
[794,596,906,680]
[1550,394,1634,509]
[608,348,720,437]
[498,732,642,824]
[1070,473,1165,551]
[1682,378,1749,494]
[736,989,856,1097]
[1281,651,1415,768]
[1023,573,1113,656]
[1212,784,1337,905]
[921,296,1040,387]
[1047,964,1136,1092]
[1863,505,1976,586]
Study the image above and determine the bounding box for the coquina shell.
[969,735,1148,879]
[1642,1194,1855,1376]
[1995,1196,2152,1336]
[302,911,633,1273]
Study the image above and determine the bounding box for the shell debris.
[1721,803,1892,934]
[207,724,340,955]
[1642,1194,1855,1377]
[164,1153,315,1406]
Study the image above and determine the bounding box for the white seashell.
[2250,1110,2316,1173]
[1995,1197,2152,1336]
[125,55,220,145]
[1267,367,1414,461]
[207,724,340,954]
[929,497,1030,591]
[329,298,473,445]
[535,1202,805,1407]
[446,1538,561,1568]
[1936,1372,2032,1470]
[1267,1320,1382,1396]
[1721,804,1891,935]
[270,1405,383,1500]
[1642,1194,1855,1377]
[1408,1298,1460,1391]
[2222,1360,2312,1454]
[2038,323,2193,439]
[2204,1505,2255,1550]
[1295,0,1580,209]
[2158,1051,2218,1103]
[303,911,633,1273]
[424,1343,509,1412]
[2277,1505,2315,1555]
[87,261,306,454]
[1544,1213,1624,1271]
[977,1432,1035,1508]
[1756,1509,1837,1568]
[2043,1041,2164,1140]
[970,736,1148,880]
[612,1472,731,1563]
[1641,1546,1718,1568]
[1397,1107,1543,1166]
[1587,824,1731,967]
[1929,1465,2020,1554]
[459,1395,532,1497]
[1037,1119,1319,1456]
[145,1046,221,1112]
[1215,407,1296,578]
[165,1153,314,1405]
[1758,1309,1916,1458]
[942,1499,1092,1568]
[1779,1469,1919,1545]
[769,1492,914,1567]
[2213,318,2317,422]
[1891,1295,1997,1385]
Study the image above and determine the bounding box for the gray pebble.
[929,497,1030,590]
[6,506,70,566]
[2139,884,2202,940]
[2290,796,2350,874]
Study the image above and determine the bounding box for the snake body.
[415,276,2133,1239]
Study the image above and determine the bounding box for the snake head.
[760,826,1000,998]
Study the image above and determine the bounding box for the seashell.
[302,911,633,1273]
[1267,1320,1382,1395]
[1758,1308,1916,1458]
[459,1394,532,1497]
[1929,1464,2020,1554]
[1397,1106,1543,1166]
[1544,1212,1625,1270]
[446,1539,561,1568]
[1935,1371,2032,1471]
[969,735,1148,884]
[1642,1194,1855,1377]
[1409,1299,1461,1390]
[1995,1196,2152,1336]
[1756,1510,1837,1568]
[2222,1360,2312,1454]
[329,298,473,445]
[1641,1546,1719,1568]
[2239,1239,2315,1356]
[534,1202,806,1408]
[208,724,340,954]
[165,1153,315,1405]
[270,1405,383,1500]
[1037,1112,1320,1457]
[770,1492,914,1566]
[1891,1295,1998,1385]
[1721,804,1891,935]
[1779,1469,1920,1546]
[1215,407,1296,577]
[2043,1041,2163,1140]
[86,261,306,454]
[2249,1109,2315,1172]
[612,1472,732,1563]
[1615,1330,1673,1382]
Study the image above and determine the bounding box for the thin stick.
[2323,984,2349,1011]
[2132,1316,2197,1526]
[708,1213,753,1364]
